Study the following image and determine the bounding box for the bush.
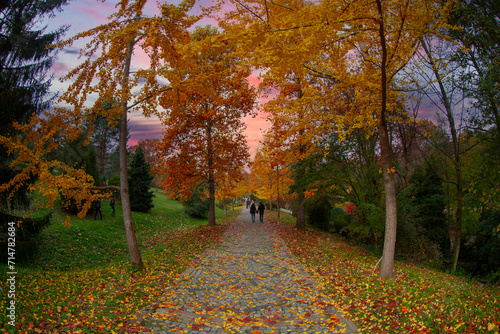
[348,202,385,249]
[396,215,443,267]
[463,210,500,282]
[306,197,331,231]
[109,174,120,187]
[183,189,209,219]
[330,207,349,235]
[0,211,51,261]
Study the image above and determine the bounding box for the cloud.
[128,116,163,146]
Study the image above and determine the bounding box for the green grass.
[20,188,214,271]
[0,189,238,333]
[3,198,498,333]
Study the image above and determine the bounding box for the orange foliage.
[154,26,257,222]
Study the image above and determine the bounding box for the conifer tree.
[0,0,68,209]
[128,146,154,213]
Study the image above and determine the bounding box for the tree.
[0,0,68,210]
[260,73,316,228]
[208,0,451,277]
[129,138,160,186]
[448,0,500,138]
[0,0,199,268]
[155,26,256,226]
[129,145,154,212]
[91,113,120,181]
[403,35,476,273]
[409,158,448,255]
[0,0,67,131]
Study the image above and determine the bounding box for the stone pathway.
[139,209,358,333]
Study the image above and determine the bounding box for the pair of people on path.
[94,197,117,220]
[249,201,265,223]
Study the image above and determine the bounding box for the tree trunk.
[377,0,397,278]
[207,118,216,226]
[378,122,398,278]
[295,191,306,229]
[99,127,108,178]
[277,166,281,218]
[208,173,216,225]
[421,39,463,274]
[119,35,143,268]
[295,84,306,229]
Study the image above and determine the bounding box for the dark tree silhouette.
[128,146,154,213]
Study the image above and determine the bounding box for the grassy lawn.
[2,198,498,333]
[268,210,500,334]
[0,189,239,333]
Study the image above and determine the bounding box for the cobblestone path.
[141,209,357,334]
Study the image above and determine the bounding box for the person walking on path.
[249,200,257,222]
[258,201,265,222]
[94,198,102,220]
[110,197,116,217]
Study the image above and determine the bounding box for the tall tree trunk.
[207,118,216,226]
[421,39,463,274]
[295,84,306,229]
[295,192,306,229]
[378,122,398,278]
[208,173,216,225]
[99,127,108,178]
[377,0,397,278]
[277,166,281,218]
[119,35,143,268]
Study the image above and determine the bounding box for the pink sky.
[46,0,269,158]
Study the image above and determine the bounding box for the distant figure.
[258,202,265,222]
[249,201,257,223]
[110,197,116,217]
[94,198,102,220]
[246,198,250,209]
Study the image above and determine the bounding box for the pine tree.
[0,0,67,132]
[128,146,154,213]
[0,0,68,210]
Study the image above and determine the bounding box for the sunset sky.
[45,0,270,158]
[45,0,442,160]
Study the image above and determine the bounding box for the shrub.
[0,211,51,261]
[306,197,331,231]
[109,174,120,187]
[463,210,500,283]
[183,188,209,219]
[330,207,349,235]
[348,202,385,250]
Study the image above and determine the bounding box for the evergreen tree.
[183,185,209,219]
[128,146,154,213]
[0,0,68,210]
[410,157,448,254]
